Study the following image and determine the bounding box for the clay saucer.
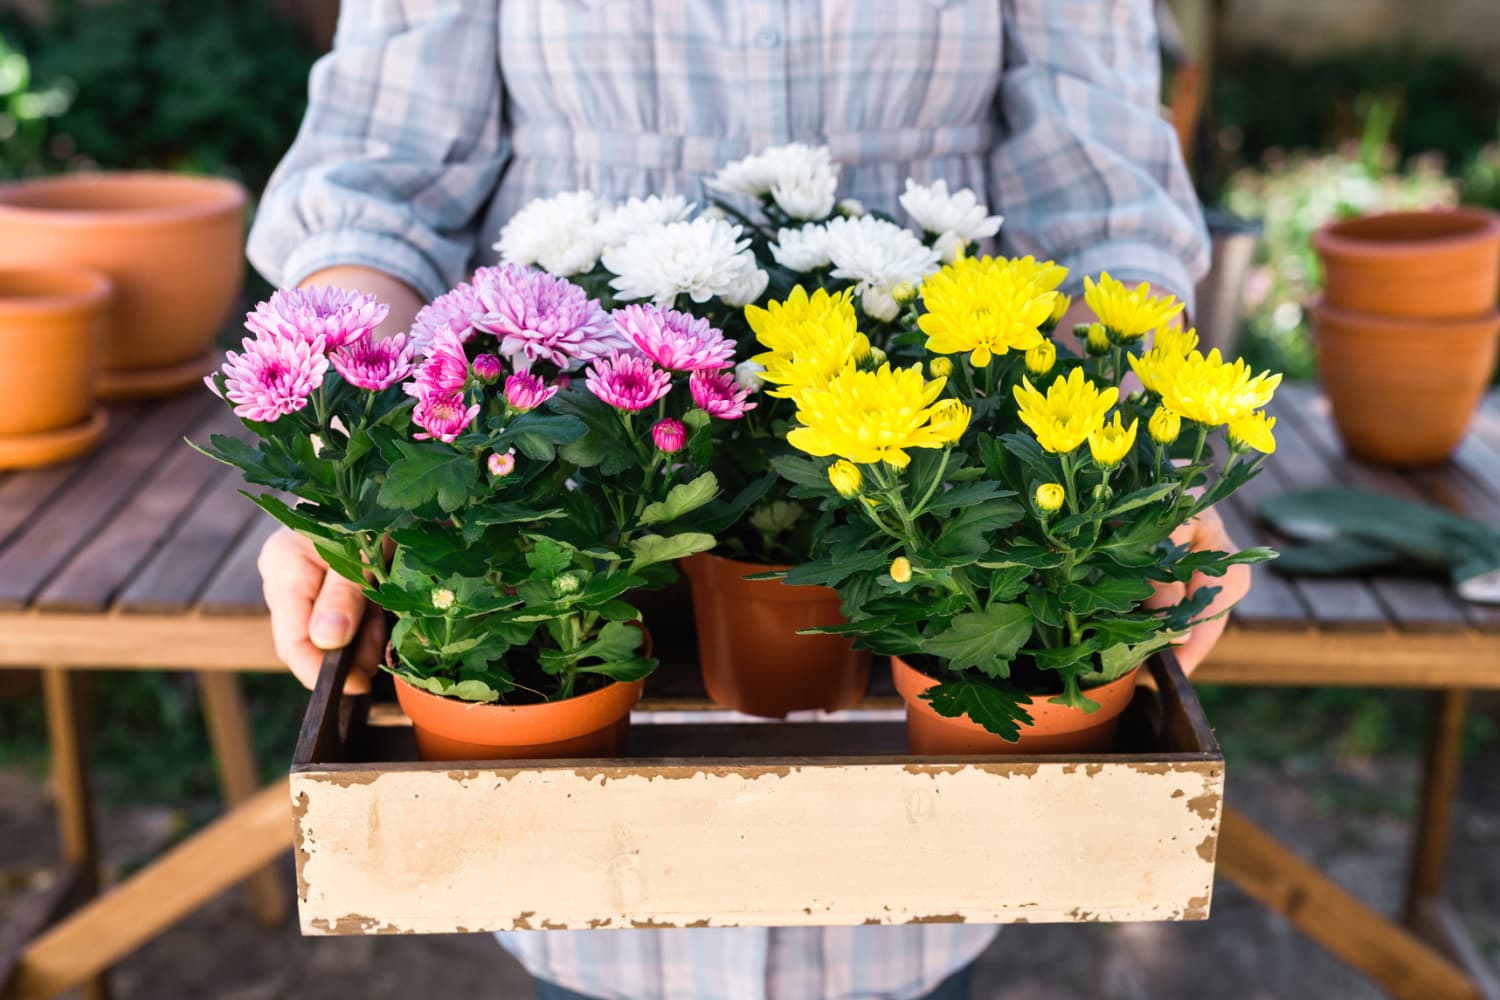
[0,408,107,470]
[97,351,216,401]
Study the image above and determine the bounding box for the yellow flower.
[1148,406,1182,445]
[1088,413,1139,468]
[1012,367,1119,454]
[432,588,456,611]
[890,556,913,583]
[1048,293,1072,326]
[747,287,869,403]
[1083,272,1185,341]
[927,356,953,378]
[787,363,950,468]
[828,459,863,498]
[927,398,972,444]
[1024,339,1056,375]
[917,256,1056,367]
[1129,323,1201,396]
[1085,322,1111,356]
[892,281,918,305]
[1004,255,1070,294]
[1035,483,1065,513]
[1227,410,1278,454]
[1152,349,1283,427]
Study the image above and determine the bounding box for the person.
[249,3,1248,998]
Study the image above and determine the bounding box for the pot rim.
[1311,298,1500,334]
[0,265,113,315]
[890,654,1143,725]
[393,674,644,744]
[1312,207,1500,258]
[0,171,248,226]
[682,550,791,574]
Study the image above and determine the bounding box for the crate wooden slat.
[290,650,1223,934]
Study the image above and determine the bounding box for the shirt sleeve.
[246,0,509,301]
[988,0,1209,309]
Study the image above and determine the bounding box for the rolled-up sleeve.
[989,0,1208,308]
[247,0,508,300]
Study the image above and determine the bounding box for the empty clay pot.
[0,265,111,468]
[0,172,247,398]
[1313,208,1500,319]
[892,656,1142,755]
[394,676,644,762]
[682,553,870,718]
[1312,300,1500,466]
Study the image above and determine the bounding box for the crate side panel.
[293,760,1222,934]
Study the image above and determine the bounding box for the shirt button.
[753,26,782,49]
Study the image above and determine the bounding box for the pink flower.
[409,281,483,355]
[472,353,502,383]
[652,418,687,454]
[403,326,470,401]
[330,333,417,391]
[585,352,672,412]
[413,391,482,443]
[612,304,736,372]
[245,287,388,350]
[504,372,558,412]
[214,334,330,423]
[689,368,758,420]
[488,450,517,477]
[472,263,625,371]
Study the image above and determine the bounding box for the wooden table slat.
[0,394,218,611]
[1218,492,1313,629]
[196,517,277,616]
[34,408,241,613]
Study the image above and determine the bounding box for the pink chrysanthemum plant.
[197,270,756,706]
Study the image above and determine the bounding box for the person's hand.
[1143,505,1249,675]
[258,527,384,693]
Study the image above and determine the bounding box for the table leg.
[39,668,109,1000]
[196,672,288,926]
[1405,690,1468,920]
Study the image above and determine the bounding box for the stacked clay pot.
[1311,208,1500,466]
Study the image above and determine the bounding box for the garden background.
[0,1,1497,996]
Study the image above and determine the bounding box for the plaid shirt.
[251,3,1206,998]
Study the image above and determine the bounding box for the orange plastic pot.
[892,656,1142,755]
[0,266,111,469]
[1312,208,1500,319]
[682,553,870,718]
[1312,300,1500,466]
[394,676,644,762]
[0,172,247,397]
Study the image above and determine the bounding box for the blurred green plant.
[0,0,317,191]
[0,33,73,177]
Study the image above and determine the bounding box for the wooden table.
[1,386,1498,1000]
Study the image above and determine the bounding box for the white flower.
[770,224,832,272]
[708,143,840,221]
[734,359,766,392]
[899,178,1003,246]
[494,190,602,276]
[822,216,940,320]
[591,195,695,250]
[602,217,768,307]
[933,231,967,265]
[836,197,867,218]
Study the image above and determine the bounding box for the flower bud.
[1049,294,1072,325]
[837,197,867,218]
[867,346,888,367]
[1035,482,1065,513]
[488,449,517,478]
[890,556,913,584]
[554,572,581,595]
[828,459,863,498]
[1085,323,1111,356]
[432,588,456,611]
[928,356,953,379]
[892,281,918,305]
[1024,340,1056,376]
[652,417,687,454]
[1148,406,1182,446]
[734,359,766,392]
[505,372,557,412]
[472,353,502,383]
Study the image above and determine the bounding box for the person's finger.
[258,530,328,689]
[309,571,367,651]
[1172,508,1251,675]
[343,604,388,696]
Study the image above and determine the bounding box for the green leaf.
[628,532,717,571]
[525,538,573,578]
[552,388,634,474]
[640,472,720,525]
[783,546,890,587]
[1025,588,1064,628]
[1099,631,1183,681]
[920,680,1034,743]
[987,565,1031,603]
[499,411,587,461]
[1155,546,1278,584]
[396,674,502,704]
[1058,575,1156,615]
[377,440,476,513]
[1104,481,1179,518]
[929,497,1025,561]
[922,604,1033,672]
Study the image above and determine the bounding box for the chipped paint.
[512,911,536,930]
[588,918,614,929]
[307,770,382,787]
[310,913,406,934]
[906,913,967,924]
[1196,832,1219,863]
[290,788,312,904]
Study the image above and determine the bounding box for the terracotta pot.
[892,656,1143,755]
[1312,300,1500,466]
[394,676,644,762]
[0,172,247,397]
[1313,208,1500,319]
[0,266,112,469]
[682,552,870,718]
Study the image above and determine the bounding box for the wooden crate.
[291,648,1223,935]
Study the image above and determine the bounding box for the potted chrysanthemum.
[198,265,745,761]
[768,258,1280,753]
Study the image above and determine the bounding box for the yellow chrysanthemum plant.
[764,260,1280,742]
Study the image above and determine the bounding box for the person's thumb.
[309,573,367,651]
